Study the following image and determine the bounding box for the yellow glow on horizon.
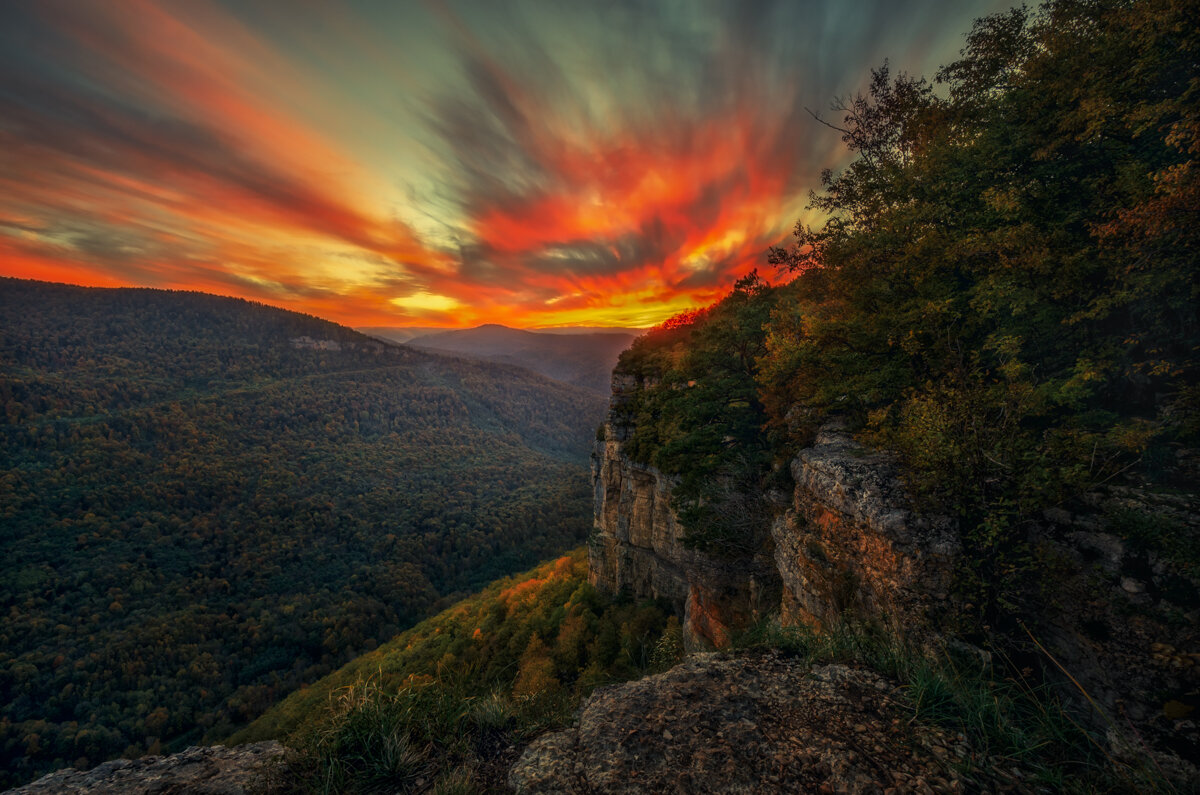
[516,289,716,329]
[390,291,461,312]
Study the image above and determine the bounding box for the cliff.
[585,368,1200,782]
[589,373,780,649]
[589,372,961,649]
[772,423,961,637]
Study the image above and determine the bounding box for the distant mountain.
[530,325,646,336]
[358,325,646,342]
[0,278,606,787]
[406,323,637,395]
[357,325,448,344]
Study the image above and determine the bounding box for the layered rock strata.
[588,373,779,649]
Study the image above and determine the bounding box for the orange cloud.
[0,0,993,328]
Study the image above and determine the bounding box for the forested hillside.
[0,279,608,787]
[588,2,1198,786]
[232,549,677,793]
[618,0,1197,616]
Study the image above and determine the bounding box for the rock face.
[4,742,287,795]
[772,423,960,636]
[590,370,956,648]
[1029,490,1200,768]
[588,373,779,649]
[509,652,1014,794]
[588,369,1200,771]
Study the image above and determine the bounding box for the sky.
[0,0,1012,329]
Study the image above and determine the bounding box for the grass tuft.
[733,617,1178,793]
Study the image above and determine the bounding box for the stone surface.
[773,424,960,636]
[591,385,961,649]
[588,371,778,649]
[4,742,287,795]
[509,652,1020,794]
[588,371,1200,777]
[1029,493,1200,771]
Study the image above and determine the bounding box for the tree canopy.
[0,280,607,787]
[621,0,1198,616]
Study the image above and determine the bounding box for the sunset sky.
[0,0,1010,329]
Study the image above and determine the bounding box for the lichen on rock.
[509,652,1014,794]
[3,742,287,795]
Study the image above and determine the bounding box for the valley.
[371,324,638,396]
[1,0,1197,791]
[0,280,608,787]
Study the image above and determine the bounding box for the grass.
[732,617,1182,794]
[243,552,679,793]
[269,612,1190,793]
[261,672,579,794]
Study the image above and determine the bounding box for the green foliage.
[760,0,1198,622]
[1107,507,1197,576]
[616,273,782,554]
[0,280,607,787]
[240,550,673,793]
[649,616,684,673]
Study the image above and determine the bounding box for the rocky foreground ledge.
[5,741,287,795]
[510,652,1026,795]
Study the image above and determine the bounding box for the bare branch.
[803,106,852,136]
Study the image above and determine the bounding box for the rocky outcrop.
[767,428,1200,770]
[588,373,778,649]
[288,335,342,351]
[590,371,956,648]
[509,652,1022,794]
[588,367,1200,772]
[590,370,958,648]
[772,423,960,635]
[4,742,287,795]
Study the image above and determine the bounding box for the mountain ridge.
[398,324,638,395]
[0,278,606,788]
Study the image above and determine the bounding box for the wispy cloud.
[0,0,1009,326]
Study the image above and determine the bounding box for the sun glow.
[0,0,997,327]
[390,292,462,313]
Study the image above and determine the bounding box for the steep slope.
[583,0,1200,781]
[406,324,636,395]
[592,301,1199,782]
[9,551,677,794]
[229,549,675,792]
[0,279,606,787]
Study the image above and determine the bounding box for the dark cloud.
[0,0,1012,326]
[0,71,382,251]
